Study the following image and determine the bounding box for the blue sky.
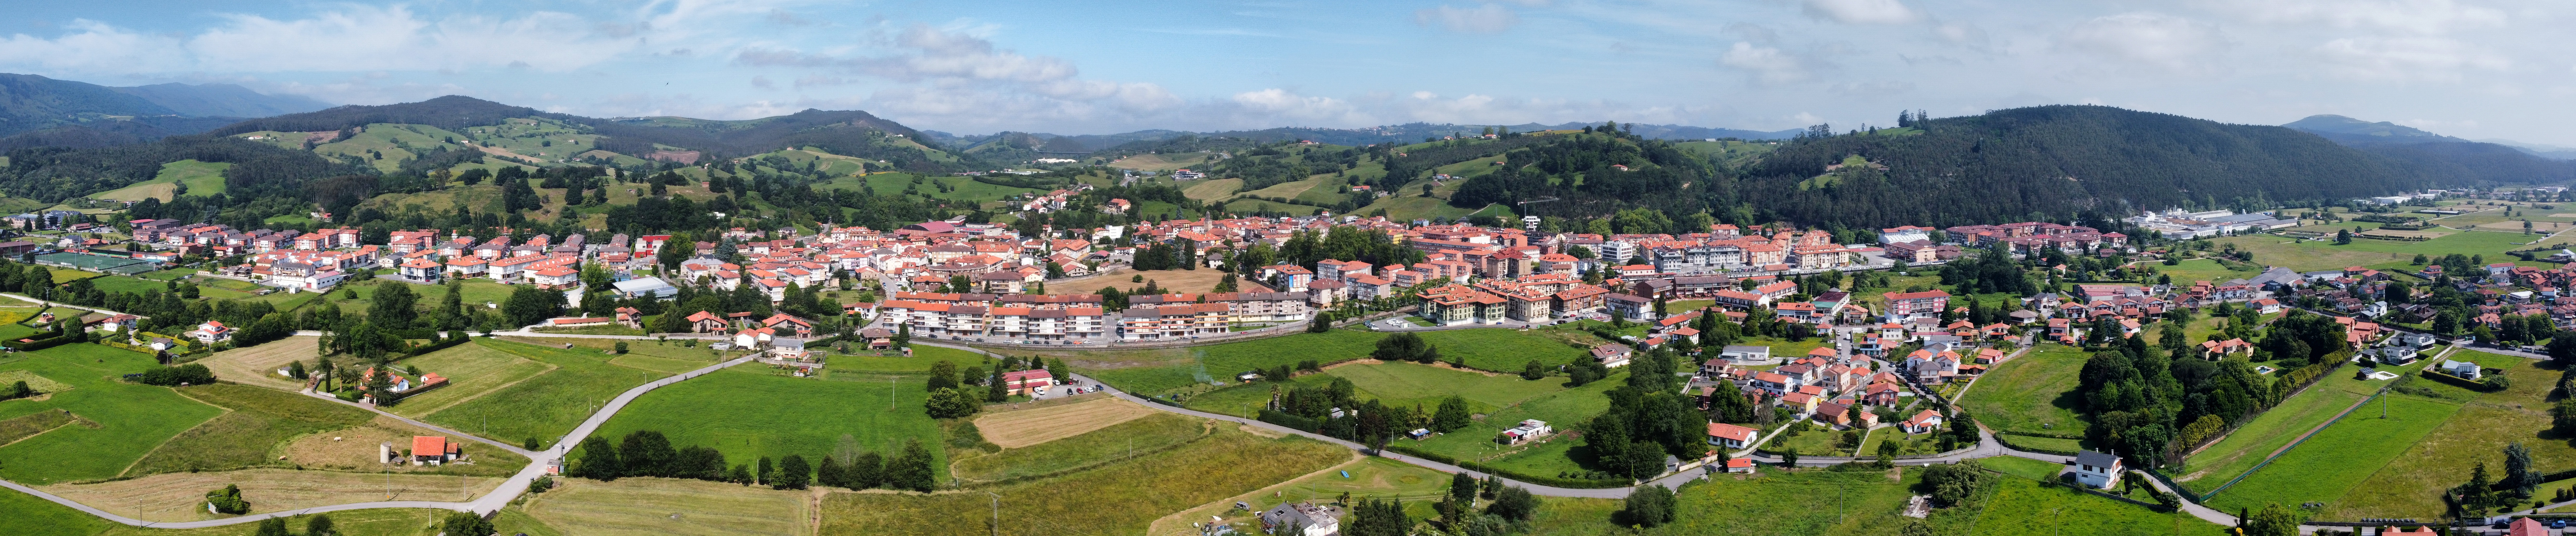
[4,1,2572,145]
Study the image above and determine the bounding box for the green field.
[1403,370,1629,477]
[419,338,669,449]
[949,412,1204,483]
[1064,327,1598,398]
[126,383,375,475]
[0,344,225,484]
[819,426,1349,536]
[2216,230,2575,273]
[1182,360,1576,419]
[86,160,230,202]
[0,487,461,536]
[1969,476,2227,536]
[1958,344,2091,437]
[2324,351,2560,519]
[373,342,553,417]
[1635,469,1925,535]
[1981,455,2068,481]
[589,365,951,481]
[2174,355,2437,494]
[2152,258,2262,285]
[2203,392,2464,513]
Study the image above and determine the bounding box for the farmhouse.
[2069,450,2122,489]
[1499,419,1553,444]
[410,436,463,465]
[1706,422,1761,449]
[1260,502,1341,536]
[1590,343,1634,367]
[1000,369,1055,395]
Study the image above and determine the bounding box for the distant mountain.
[195,95,968,171]
[1735,105,2540,229]
[2281,114,2576,184]
[926,121,1802,161]
[109,83,332,118]
[0,73,185,138]
[0,116,242,151]
[2475,138,2576,161]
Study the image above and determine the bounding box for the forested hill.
[197,97,967,171]
[1729,105,2502,229]
[2281,113,2576,184]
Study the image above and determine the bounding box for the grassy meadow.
[588,365,951,481]
[819,425,1349,536]
[1958,344,2092,437]
[0,344,224,484]
[418,338,669,449]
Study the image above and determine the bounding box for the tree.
[776,455,812,490]
[1920,460,1989,508]
[501,285,563,328]
[1432,395,1472,433]
[619,430,677,477]
[924,387,981,419]
[2508,442,2540,500]
[1372,332,1427,362]
[2548,332,2576,364]
[440,510,497,536]
[571,437,622,480]
[1449,471,1479,503]
[2334,228,2352,245]
[205,484,249,514]
[305,514,335,536]
[252,517,291,536]
[928,360,959,391]
[1521,360,1545,380]
[1486,485,1537,521]
[847,450,886,489]
[886,439,937,492]
[1344,497,1408,536]
[2244,503,2301,536]
[1622,483,1675,527]
[371,281,418,328]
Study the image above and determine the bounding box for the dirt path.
[1144,451,1364,536]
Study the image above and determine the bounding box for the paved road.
[0,292,142,318]
[0,351,755,528]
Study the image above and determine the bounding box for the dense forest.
[0,134,371,203]
[1726,105,2505,229]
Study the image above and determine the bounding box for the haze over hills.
[929,122,1806,159]
[0,73,335,150]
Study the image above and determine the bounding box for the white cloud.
[2202,0,2505,35]
[1414,5,1521,34]
[0,6,648,75]
[733,23,1182,131]
[2313,36,2508,82]
[1718,42,1812,85]
[2058,12,2231,75]
[1801,0,1923,25]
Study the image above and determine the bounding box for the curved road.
[0,350,754,529]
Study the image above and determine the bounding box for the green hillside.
[86,159,229,202]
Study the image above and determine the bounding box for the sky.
[2,1,2572,145]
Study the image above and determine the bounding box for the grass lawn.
[0,343,224,484]
[0,485,448,536]
[1147,455,1451,535]
[1969,476,2229,536]
[1769,423,1866,456]
[819,425,1348,536]
[2173,354,2438,494]
[86,160,230,202]
[1403,371,1629,477]
[590,365,951,482]
[379,341,556,418]
[1638,469,1925,535]
[2322,350,2562,519]
[419,338,670,449]
[125,382,375,475]
[1957,343,2091,436]
[2203,392,2464,513]
[824,345,985,373]
[86,275,171,295]
[950,412,1206,483]
[1981,455,2067,481]
[2150,258,2262,285]
[2214,230,2574,273]
[1185,360,1575,418]
[520,476,813,536]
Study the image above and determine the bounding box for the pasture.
[2324,351,2564,519]
[588,365,950,481]
[1404,370,1628,476]
[971,395,1157,448]
[420,339,669,449]
[1146,455,1446,536]
[1957,344,2092,437]
[126,382,375,476]
[2214,230,2573,273]
[1968,476,2228,536]
[1059,326,1598,398]
[2202,392,2464,513]
[0,344,224,484]
[1044,268,1240,296]
[381,341,556,417]
[521,477,813,536]
[191,337,320,391]
[819,425,1348,536]
[1182,360,1574,419]
[86,160,231,202]
[283,414,530,477]
[950,412,1208,483]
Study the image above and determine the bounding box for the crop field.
[382,341,556,417]
[126,383,375,476]
[1180,177,1243,200]
[420,339,669,449]
[0,344,224,484]
[1957,344,2092,437]
[2323,351,2561,519]
[2202,392,2463,513]
[972,395,1157,448]
[521,477,813,536]
[190,337,319,391]
[951,412,1208,483]
[1061,327,1596,398]
[1108,151,1218,172]
[590,366,949,481]
[820,426,1348,536]
[37,468,498,522]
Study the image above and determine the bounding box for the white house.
[1500,419,1553,444]
[188,320,234,344]
[2070,450,2123,489]
[2439,359,2482,380]
[1899,409,1944,434]
[1707,422,1762,449]
[1260,502,1340,536]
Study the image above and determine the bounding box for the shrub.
[205,484,249,514]
[440,510,495,536]
[1622,483,1675,527]
[137,364,217,386]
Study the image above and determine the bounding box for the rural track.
[0,351,757,529]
